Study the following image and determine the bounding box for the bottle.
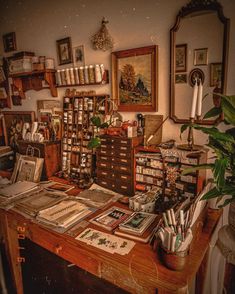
[95,64,102,83]
[84,66,89,84]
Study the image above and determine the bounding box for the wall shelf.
[9,69,58,99]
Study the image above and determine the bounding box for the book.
[118,212,156,236]
[114,218,159,243]
[89,206,132,231]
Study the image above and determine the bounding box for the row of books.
[89,206,159,243]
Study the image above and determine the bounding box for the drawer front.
[97,148,131,159]
[96,178,116,190]
[113,164,132,174]
[96,161,111,170]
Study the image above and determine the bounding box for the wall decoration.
[210,62,222,87]
[175,44,187,72]
[56,37,73,65]
[194,48,208,66]
[91,17,113,51]
[3,111,35,148]
[2,32,17,52]
[112,45,157,112]
[189,68,205,87]
[175,74,187,84]
[73,45,85,67]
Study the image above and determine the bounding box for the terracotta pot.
[159,245,189,271]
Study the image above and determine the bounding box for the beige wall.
[0,0,234,145]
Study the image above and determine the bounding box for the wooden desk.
[0,206,221,294]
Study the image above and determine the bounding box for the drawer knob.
[55,244,62,254]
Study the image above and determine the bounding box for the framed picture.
[2,32,17,52]
[194,48,208,66]
[112,45,158,112]
[2,111,35,148]
[175,73,187,84]
[210,63,222,87]
[56,37,73,65]
[73,45,85,67]
[175,44,187,72]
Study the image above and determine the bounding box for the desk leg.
[4,215,24,294]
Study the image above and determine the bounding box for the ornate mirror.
[170,0,230,125]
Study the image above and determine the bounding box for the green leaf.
[181,163,214,175]
[213,158,228,188]
[193,125,235,143]
[90,116,101,127]
[203,107,222,119]
[221,98,235,125]
[88,137,101,149]
[100,122,109,129]
[201,187,221,200]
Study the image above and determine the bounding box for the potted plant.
[180,94,235,209]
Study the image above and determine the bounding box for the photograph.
[56,37,73,65]
[73,45,85,67]
[194,48,208,66]
[175,44,187,72]
[210,62,222,87]
[175,73,187,84]
[2,32,17,52]
[112,45,158,112]
[2,111,35,148]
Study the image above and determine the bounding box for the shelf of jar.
[56,70,109,87]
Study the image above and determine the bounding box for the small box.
[8,57,32,73]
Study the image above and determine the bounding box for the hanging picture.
[73,45,85,67]
[175,44,187,72]
[210,62,222,87]
[112,45,158,112]
[2,111,35,148]
[56,37,73,65]
[2,32,17,52]
[194,48,208,66]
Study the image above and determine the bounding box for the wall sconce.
[91,17,114,51]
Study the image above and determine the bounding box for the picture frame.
[175,44,187,72]
[56,37,73,65]
[194,48,208,66]
[2,32,17,52]
[2,111,35,148]
[112,45,158,112]
[210,62,222,87]
[175,73,187,84]
[73,45,85,67]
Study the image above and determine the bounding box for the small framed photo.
[210,62,222,87]
[2,32,17,52]
[194,48,208,66]
[175,44,187,72]
[175,73,187,84]
[56,37,73,65]
[73,45,85,67]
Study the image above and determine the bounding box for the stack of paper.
[37,199,93,228]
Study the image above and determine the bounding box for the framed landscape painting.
[111,45,158,112]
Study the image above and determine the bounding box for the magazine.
[118,212,156,235]
[89,206,132,231]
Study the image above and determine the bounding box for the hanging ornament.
[91,17,114,51]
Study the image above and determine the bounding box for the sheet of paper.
[76,228,135,255]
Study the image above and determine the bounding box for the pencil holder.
[159,245,189,271]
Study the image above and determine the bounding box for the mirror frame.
[170,0,230,125]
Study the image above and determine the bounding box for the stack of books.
[114,212,157,243]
